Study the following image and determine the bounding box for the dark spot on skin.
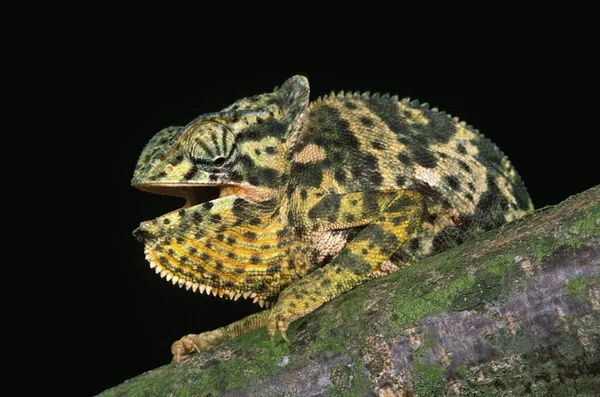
[336,282,344,290]
[387,195,417,213]
[248,167,280,188]
[167,248,175,255]
[346,214,355,223]
[445,175,461,191]
[226,237,236,244]
[176,236,184,244]
[244,231,257,241]
[209,174,218,181]
[178,209,186,216]
[291,162,324,188]
[351,200,358,206]
[334,169,346,184]
[228,172,243,183]
[277,228,288,238]
[457,143,467,155]
[267,264,282,274]
[200,253,210,261]
[397,152,412,166]
[391,215,408,226]
[458,160,471,173]
[216,233,224,241]
[349,152,383,188]
[237,118,287,143]
[465,192,474,201]
[300,189,307,200]
[472,175,511,231]
[163,218,170,225]
[239,154,255,168]
[235,267,245,274]
[371,140,385,150]
[254,148,261,156]
[468,182,476,191]
[194,232,204,239]
[360,116,374,127]
[287,259,296,269]
[321,279,331,286]
[215,261,224,271]
[265,146,277,155]
[308,194,341,220]
[409,238,420,251]
[355,223,398,249]
[260,244,270,250]
[395,175,406,187]
[172,154,184,165]
[426,212,438,224]
[415,182,451,209]
[249,217,261,226]
[415,150,437,168]
[209,214,221,223]
[250,255,260,264]
[203,202,214,210]
[361,248,368,255]
[344,101,358,109]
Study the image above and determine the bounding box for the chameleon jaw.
[144,245,273,308]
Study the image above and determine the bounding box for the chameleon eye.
[213,156,226,168]
[184,121,237,170]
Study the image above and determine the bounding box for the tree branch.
[100,185,600,396]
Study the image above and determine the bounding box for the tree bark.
[100,185,600,397]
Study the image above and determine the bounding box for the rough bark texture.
[100,186,600,397]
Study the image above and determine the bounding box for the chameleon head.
[131,76,311,307]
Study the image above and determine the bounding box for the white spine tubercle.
[143,247,272,308]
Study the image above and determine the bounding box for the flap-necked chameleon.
[131,76,533,362]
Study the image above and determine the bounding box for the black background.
[14,2,596,395]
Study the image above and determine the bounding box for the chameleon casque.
[132,76,533,362]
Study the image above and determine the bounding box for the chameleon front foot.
[171,329,224,363]
[267,277,331,344]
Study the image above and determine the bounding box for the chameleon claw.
[280,328,290,343]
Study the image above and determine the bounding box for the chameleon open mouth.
[134,183,243,209]
[132,182,278,308]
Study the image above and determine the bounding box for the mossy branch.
[100,186,600,397]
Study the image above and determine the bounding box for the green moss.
[392,274,476,326]
[456,363,468,377]
[423,331,438,349]
[564,276,595,305]
[535,234,556,262]
[413,360,445,395]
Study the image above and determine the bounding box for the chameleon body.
[131,76,533,361]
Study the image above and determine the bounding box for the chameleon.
[131,75,533,362]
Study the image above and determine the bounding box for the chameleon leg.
[267,189,424,341]
[171,309,271,362]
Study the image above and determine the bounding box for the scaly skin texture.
[131,76,533,362]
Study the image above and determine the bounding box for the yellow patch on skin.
[292,143,326,163]
[240,137,284,167]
